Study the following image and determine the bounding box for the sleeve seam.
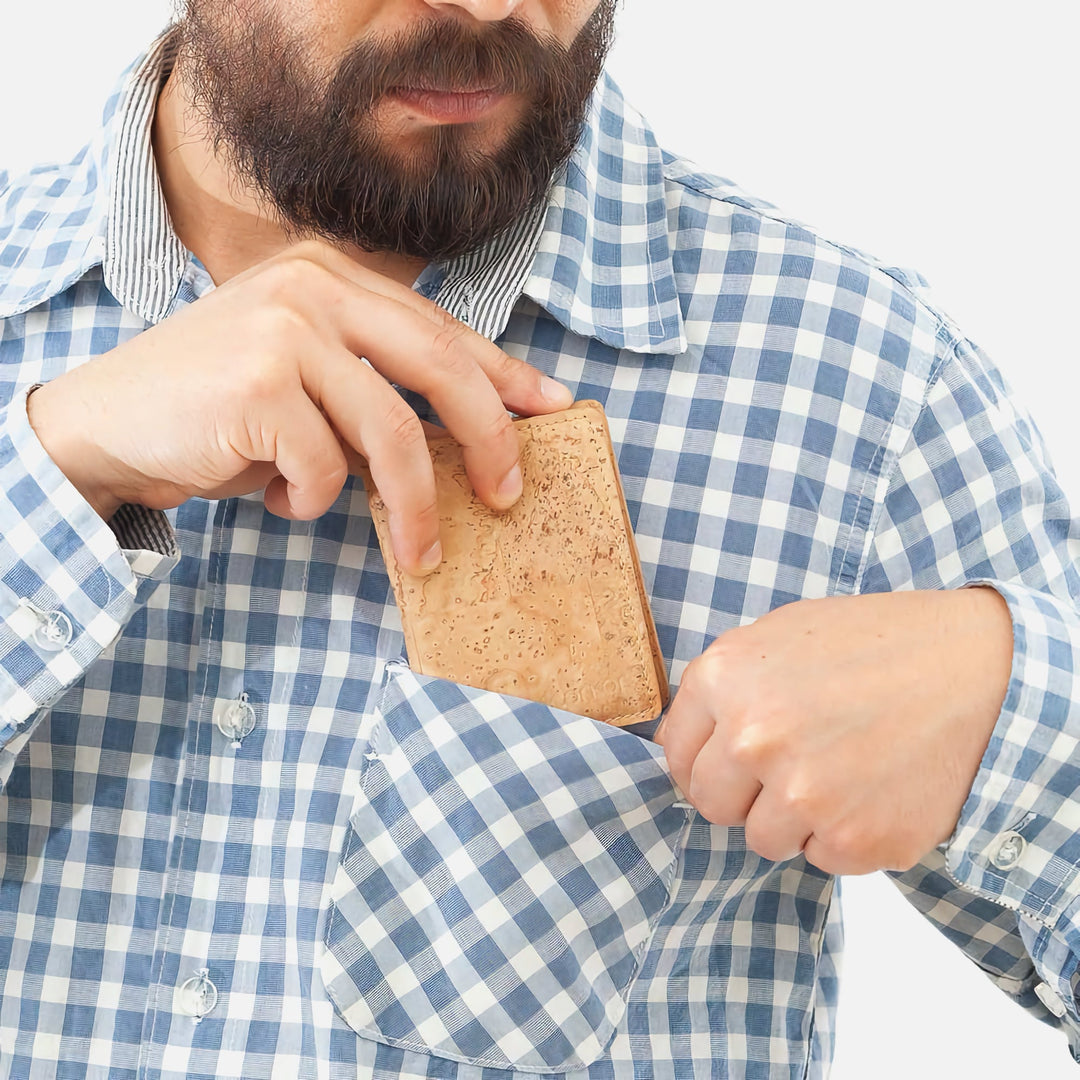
[850,334,963,594]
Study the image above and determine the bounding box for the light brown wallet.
[362,400,669,726]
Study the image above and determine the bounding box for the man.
[1,0,1078,1076]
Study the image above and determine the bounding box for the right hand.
[26,240,573,574]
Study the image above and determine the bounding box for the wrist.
[962,583,1014,694]
[950,582,1014,802]
[26,381,125,522]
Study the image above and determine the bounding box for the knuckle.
[479,407,515,448]
[687,777,745,828]
[263,256,314,296]
[702,629,739,663]
[244,352,294,403]
[743,821,779,861]
[759,842,793,865]
[243,297,310,358]
[727,724,775,770]
[698,632,751,687]
[681,647,729,699]
[263,303,310,341]
[385,403,427,453]
[260,251,333,305]
[692,795,739,828]
[710,621,754,651]
[429,301,465,333]
[483,345,519,385]
[820,821,858,855]
[428,320,474,372]
[411,493,439,526]
[817,822,874,872]
[778,777,819,817]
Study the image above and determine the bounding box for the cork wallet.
[361,400,670,726]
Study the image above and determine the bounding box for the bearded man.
[2,1,1079,1076]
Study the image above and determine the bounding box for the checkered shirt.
[3,29,1080,1080]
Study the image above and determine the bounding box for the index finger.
[297,241,574,418]
[304,283,530,513]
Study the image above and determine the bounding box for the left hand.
[656,587,1014,874]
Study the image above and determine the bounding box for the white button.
[989,830,1026,870]
[34,610,73,651]
[215,693,257,746]
[16,599,73,652]
[178,969,218,1019]
[1035,981,1068,1018]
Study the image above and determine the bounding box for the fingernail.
[496,463,523,506]
[417,539,442,573]
[540,376,574,407]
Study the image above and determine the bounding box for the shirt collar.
[102,36,187,324]
[0,39,685,355]
[0,31,182,323]
[522,73,686,356]
[431,74,687,355]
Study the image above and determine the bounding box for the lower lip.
[390,87,508,123]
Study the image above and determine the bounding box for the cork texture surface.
[364,401,669,726]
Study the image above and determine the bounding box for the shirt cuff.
[1018,909,1080,1032]
[0,385,179,742]
[946,578,1080,928]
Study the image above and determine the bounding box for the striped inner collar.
[103,33,186,325]
[103,32,547,341]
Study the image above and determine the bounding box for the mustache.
[328,16,594,108]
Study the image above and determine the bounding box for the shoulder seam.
[663,157,957,346]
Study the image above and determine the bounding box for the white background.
[2,1,1079,1076]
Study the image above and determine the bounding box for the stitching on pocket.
[325,672,394,968]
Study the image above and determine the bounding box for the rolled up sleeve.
[0,385,178,782]
[860,333,1080,1050]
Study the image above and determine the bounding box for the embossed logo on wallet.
[363,400,670,726]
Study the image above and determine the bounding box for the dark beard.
[174,3,615,261]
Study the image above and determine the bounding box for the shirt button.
[215,692,257,747]
[17,599,73,652]
[989,830,1026,870]
[178,969,218,1020]
[34,610,73,651]
[1035,981,1068,1018]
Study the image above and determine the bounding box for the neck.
[151,67,428,290]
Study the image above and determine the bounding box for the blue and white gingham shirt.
[3,31,1080,1080]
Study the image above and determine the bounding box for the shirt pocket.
[319,660,690,1073]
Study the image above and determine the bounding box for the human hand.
[26,240,572,574]
[656,587,1014,874]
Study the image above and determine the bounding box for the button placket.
[138,496,236,1073]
